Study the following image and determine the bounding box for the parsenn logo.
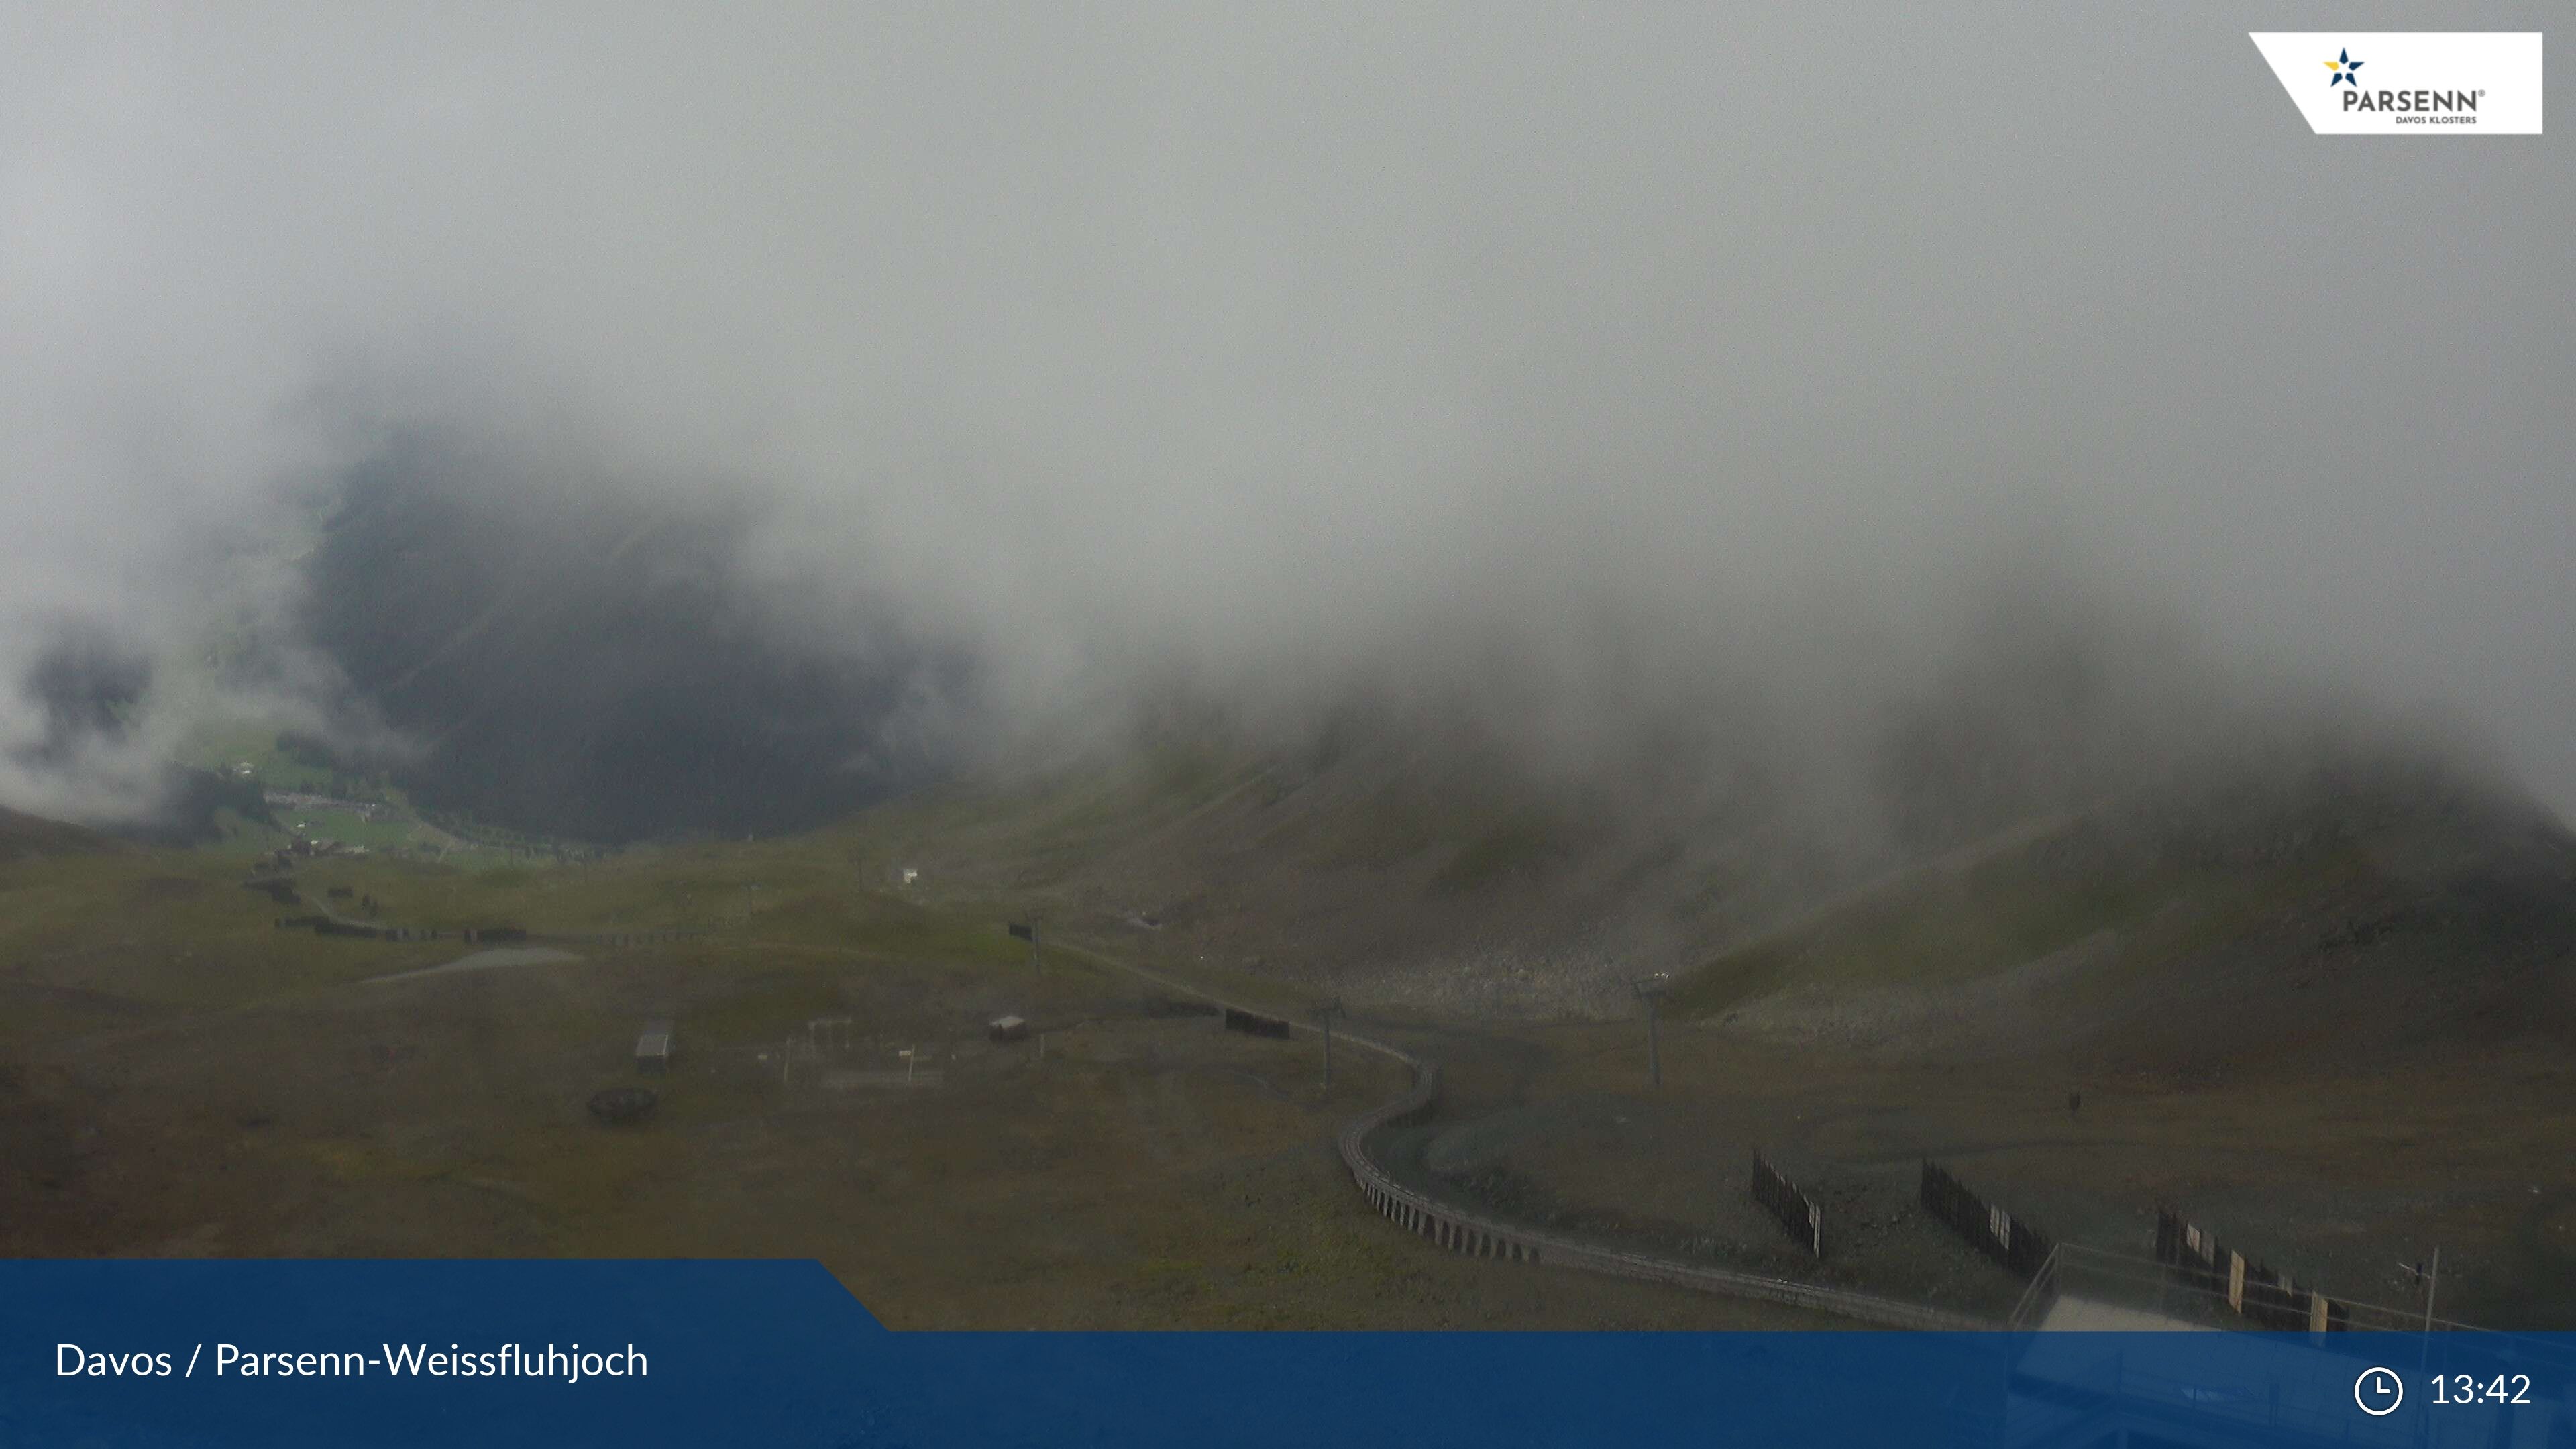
[2328,43,2479,117]
[2250,33,2541,136]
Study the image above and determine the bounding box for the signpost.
[1008,921,1040,975]
[1631,974,1670,1088]
[1311,998,1345,1088]
[780,1034,818,1091]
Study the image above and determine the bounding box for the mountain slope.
[853,710,2576,1070]
[0,806,120,861]
[1672,755,2576,1068]
[297,434,963,843]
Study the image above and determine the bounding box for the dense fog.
[3,4,2567,839]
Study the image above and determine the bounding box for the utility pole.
[1312,998,1345,1089]
[1631,974,1670,1088]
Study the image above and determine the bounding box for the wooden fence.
[1751,1151,1824,1258]
[2155,1209,2349,1332]
[1223,1008,1292,1039]
[1919,1159,2054,1279]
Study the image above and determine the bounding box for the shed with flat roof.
[635,1019,676,1075]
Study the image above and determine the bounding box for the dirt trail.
[361,947,583,984]
[1717,806,2090,955]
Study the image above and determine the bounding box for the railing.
[1050,936,1994,1330]
[2029,1242,2565,1351]
[1332,1048,1990,1330]
[2007,1246,2061,1328]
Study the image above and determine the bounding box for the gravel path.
[361,947,584,983]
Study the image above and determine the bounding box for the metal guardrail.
[2007,1247,2060,1329]
[1049,937,1992,1330]
[1331,1047,1991,1331]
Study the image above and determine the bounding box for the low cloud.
[1,4,2567,835]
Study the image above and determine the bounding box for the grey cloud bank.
[1,3,2568,828]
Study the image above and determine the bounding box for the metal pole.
[1646,994,1660,1087]
[1630,975,1668,1089]
[2419,1246,2440,1368]
[1312,998,1344,1089]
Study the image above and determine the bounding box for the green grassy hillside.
[1667,763,2576,1069]
[828,712,2576,1063]
[0,806,121,861]
[0,807,1825,1328]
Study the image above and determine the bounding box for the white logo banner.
[2249,32,2541,135]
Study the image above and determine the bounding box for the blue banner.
[3,1261,2569,1446]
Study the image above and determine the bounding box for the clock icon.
[2355,1366,2405,1417]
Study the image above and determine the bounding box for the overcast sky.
[2,3,2569,821]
